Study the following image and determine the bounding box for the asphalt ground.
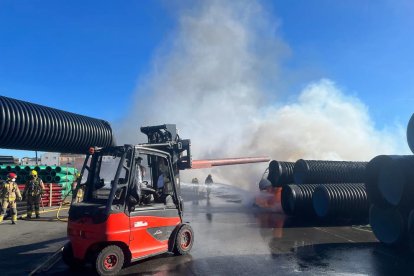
[1,183,414,275]
[0,205,69,275]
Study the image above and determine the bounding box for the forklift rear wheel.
[62,242,84,269]
[95,245,124,276]
[173,224,194,255]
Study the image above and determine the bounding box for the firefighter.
[157,159,171,193]
[23,170,45,219]
[205,174,213,185]
[205,174,213,198]
[0,179,4,213]
[73,172,84,203]
[0,173,22,224]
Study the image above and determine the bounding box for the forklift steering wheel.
[141,186,157,195]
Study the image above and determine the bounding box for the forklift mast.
[140,124,192,173]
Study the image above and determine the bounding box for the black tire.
[62,242,84,269]
[95,245,124,276]
[172,224,194,256]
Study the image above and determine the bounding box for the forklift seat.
[164,195,175,207]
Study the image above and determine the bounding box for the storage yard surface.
[1,183,413,275]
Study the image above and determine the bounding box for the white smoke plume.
[118,0,409,190]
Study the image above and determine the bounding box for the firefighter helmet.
[7,172,17,179]
[30,170,38,176]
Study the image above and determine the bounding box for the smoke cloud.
[118,0,409,190]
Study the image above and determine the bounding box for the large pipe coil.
[312,183,369,219]
[376,155,414,208]
[408,210,414,252]
[369,204,408,246]
[365,155,414,208]
[281,184,319,217]
[267,160,295,187]
[407,113,414,154]
[0,96,115,153]
[293,159,367,184]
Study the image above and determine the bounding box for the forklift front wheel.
[95,245,125,276]
[173,224,194,255]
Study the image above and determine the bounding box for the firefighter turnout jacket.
[24,177,45,197]
[1,180,22,202]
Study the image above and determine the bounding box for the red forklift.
[62,125,194,275]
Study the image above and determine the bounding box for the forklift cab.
[66,144,191,275]
[72,145,181,215]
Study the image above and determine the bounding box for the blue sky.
[1,0,414,158]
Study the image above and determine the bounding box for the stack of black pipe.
[366,155,414,247]
[281,159,369,221]
[266,159,317,217]
[267,160,295,187]
[312,183,368,221]
[366,115,414,249]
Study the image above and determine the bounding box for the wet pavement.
[2,183,414,275]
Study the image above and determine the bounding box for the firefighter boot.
[36,214,40,219]
[12,215,17,225]
[27,211,32,219]
[0,215,3,223]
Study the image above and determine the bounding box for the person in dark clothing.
[128,157,152,210]
[23,170,45,219]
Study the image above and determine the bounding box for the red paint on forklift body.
[68,212,181,260]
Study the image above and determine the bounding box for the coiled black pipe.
[407,113,414,154]
[370,204,408,246]
[293,159,367,184]
[0,96,115,153]
[312,183,369,219]
[281,184,319,217]
[267,160,295,187]
[408,210,414,252]
[365,155,414,208]
[376,155,414,208]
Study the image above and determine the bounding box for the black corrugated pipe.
[267,160,295,187]
[407,113,414,154]
[365,155,414,207]
[293,159,367,185]
[0,96,115,153]
[376,155,414,208]
[408,210,414,252]
[369,204,409,247]
[281,184,319,217]
[312,183,369,220]
[258,168,272,190]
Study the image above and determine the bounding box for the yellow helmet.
[75,172,81,178]
[30,170,38,176]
